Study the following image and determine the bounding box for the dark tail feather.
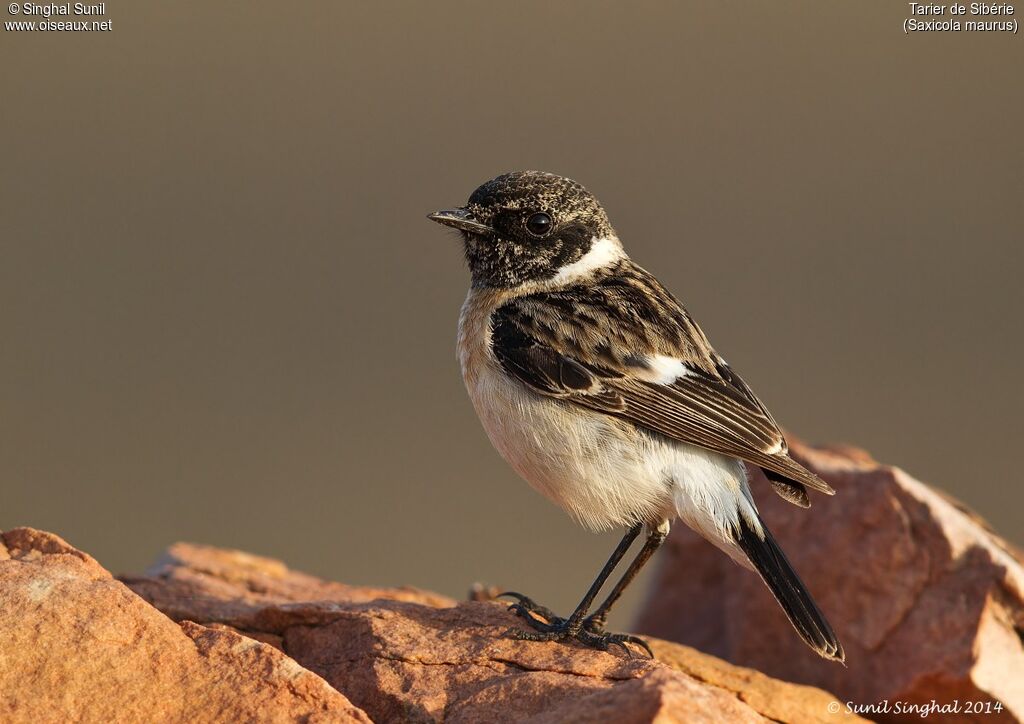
[763,469,810,508]
[736,516,845,662]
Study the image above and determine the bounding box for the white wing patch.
[550,236,625,284]
[633,354,693,384]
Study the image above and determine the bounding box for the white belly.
[465,361,674,530]
[457,288,760,547]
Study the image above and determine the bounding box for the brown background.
[2,2,1021,627]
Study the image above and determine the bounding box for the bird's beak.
[427,207,493,235]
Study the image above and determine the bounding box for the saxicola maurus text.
[428,171,843,661]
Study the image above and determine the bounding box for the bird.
[427,171,844,662]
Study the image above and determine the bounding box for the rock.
[633,441,1024,723]
[125,539,863,723]
[3,524,855,722]
[0,527,371,724]
[122,540,453,628]
[8,437,1018,723]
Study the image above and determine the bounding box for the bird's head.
[429,171,622,288]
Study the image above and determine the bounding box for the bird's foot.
[498,592,652,657]
[498,592,563,627]
[509,619,654,657]
[498,592,603,631]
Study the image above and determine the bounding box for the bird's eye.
[525,212,553,237]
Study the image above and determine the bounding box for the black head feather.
[437,171,617,288]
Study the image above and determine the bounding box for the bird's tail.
[735,515,845,662]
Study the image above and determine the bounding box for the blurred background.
[1,2,1021,627]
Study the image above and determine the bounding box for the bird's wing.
[490,263,834,499]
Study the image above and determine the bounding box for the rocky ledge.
[636,441,1024,723]
[1,528,858,723]
[1,440,1021,723]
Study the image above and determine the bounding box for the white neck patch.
[550,236,625,285]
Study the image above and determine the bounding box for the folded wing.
[490,265,834,500]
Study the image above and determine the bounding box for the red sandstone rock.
[122,540,453,628]
[633,441,1024,723]
[0,528,370,724]
[0,524,858,722]
[8,437,1016,723]
[124,537,863,723]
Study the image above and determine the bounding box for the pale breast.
[457,287,674,531]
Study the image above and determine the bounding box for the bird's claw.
[498,591,562,626]
[499,592,608,633]
[500,592,653,658]
[508,624,653,658]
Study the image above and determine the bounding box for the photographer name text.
[11,3,104,17]
[829,699,1005,717]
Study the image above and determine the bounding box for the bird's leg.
[503,524,654,656]
[582,521,670,637]
[502,524,640,628]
